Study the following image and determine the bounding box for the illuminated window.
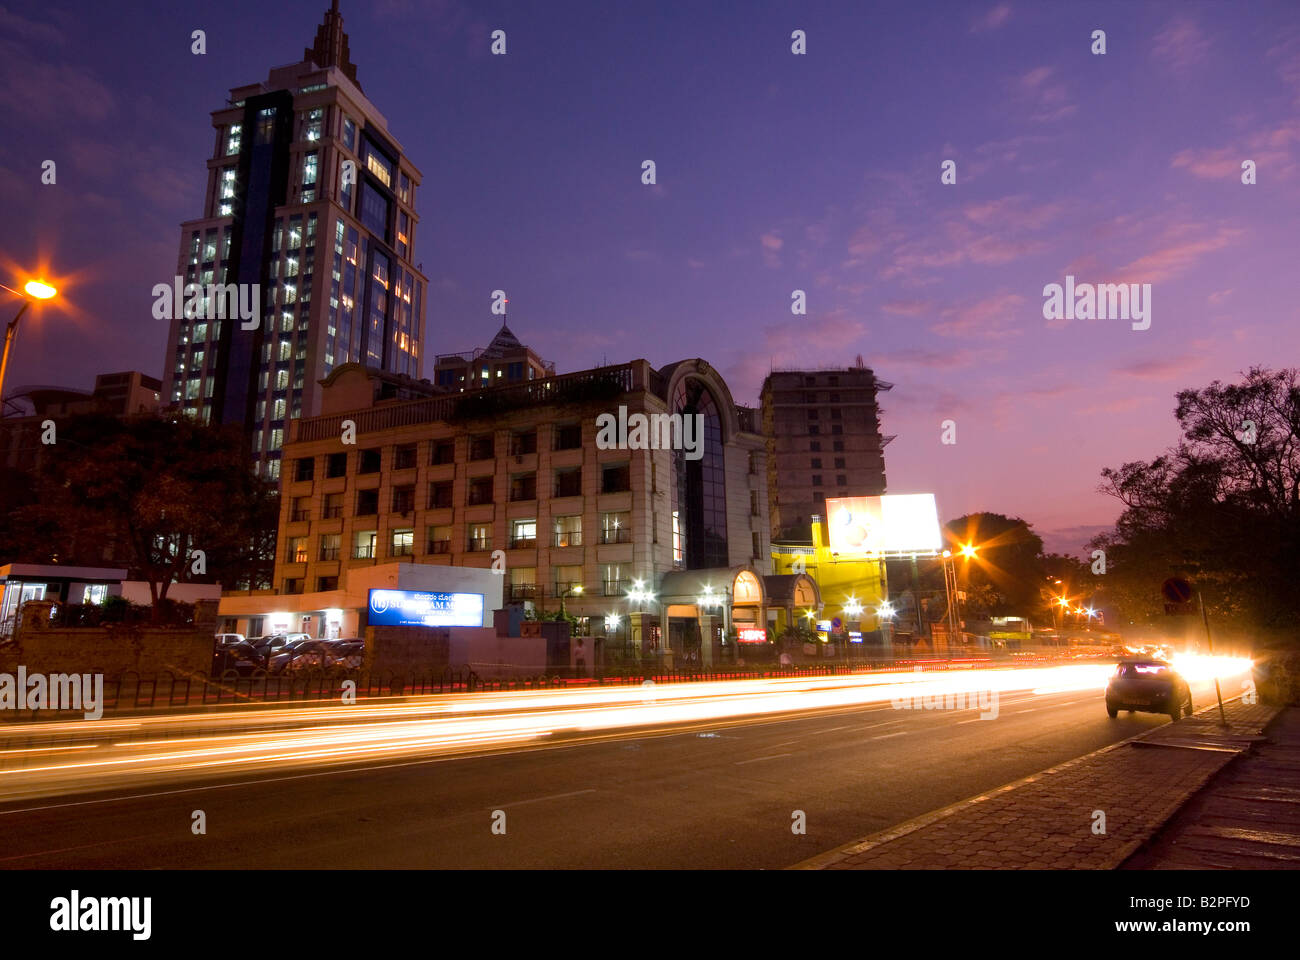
[303,108,323,142]
[225,124,241,156]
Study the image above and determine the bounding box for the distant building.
[760,361,893,540]
[432,323,554,392]
[160,2,427,481]
[0,371,161,472]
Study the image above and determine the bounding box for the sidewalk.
[795,697,1282,870]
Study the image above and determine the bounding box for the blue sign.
[367,589,484,627]
[849,631,863,643]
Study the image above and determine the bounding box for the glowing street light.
[959,543,978,559]
[1,277,60,404]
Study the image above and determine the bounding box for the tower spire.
[305,1,360,89]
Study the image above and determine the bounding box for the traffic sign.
[1164,602,1195,616]
[1161,577,1193,604]
[831,616,843,630]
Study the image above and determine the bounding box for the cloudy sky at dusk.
[2,0,1298,555]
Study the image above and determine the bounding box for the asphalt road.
[0,676,1232,869]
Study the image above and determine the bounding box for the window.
[508,567,537,600]
[356,488,379,515]
[469,434,494,460]
[554,467,582,498]
[601,463,631,494]
[468,476,494,505]
[358,448,381,473]
[394,444,417,470]
[428,481,453,509]
[672,510,683,564]
[510,473,537,502]
[752,532,762,559]
[601,511,631,544]
[363,142,393,187]
[353,530,377,559]
[467,523,492,552]
[327,452,347,478]
[317,576,339,591]
[390,528,414,556]
[392,485,415,514]
[601,564,627,596]
[225,124,241,156]
[750,491,760,516]
[510,519,537,549]
[809,425,820,435]
[811,458,822,469]
[301,151,318,201]
[291,496,311,522]
[359,182,390,237]
[553,515,582,547]
[284,578,303,595]
[427,525,452,554]
[431,440,456,465]
[509,430,537,456]
[319,533,340,561]
[554,565,583,596]
[82,584,108,605]
[294,457,314,481]
[322,491,343,519]
[303,107,323,142]
[554,423,582,449]
[343,116,356,151]
[287,536,308,563]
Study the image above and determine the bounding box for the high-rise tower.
[160,2,426,480]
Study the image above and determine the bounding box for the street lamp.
[0,279,58,406]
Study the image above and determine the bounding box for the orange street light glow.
[23,280,57,299]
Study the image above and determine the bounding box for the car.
[323,639,365,670]
[213,641,265,676]
[1106,659,1193,721]
[214,633,246,647]
[269,639,335,674]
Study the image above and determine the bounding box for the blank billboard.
[825,494,942,557]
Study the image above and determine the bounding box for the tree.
[11,414,278,618]
[1092,367,1300,633]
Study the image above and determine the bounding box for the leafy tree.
[1091,367,1300,633]
[10,414,278,618]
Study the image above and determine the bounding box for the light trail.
[0,656,1252,804]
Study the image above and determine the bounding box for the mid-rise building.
[220,358,787,665]
[161,2,427,480]
[760,360,893,540]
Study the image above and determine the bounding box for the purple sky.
[2,0,1298,556]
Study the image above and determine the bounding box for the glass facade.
[673,379,728,568]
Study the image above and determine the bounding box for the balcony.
[467,538,492,552]
[318,547,340,561]
[509,536,537,549]
[290,509,311,522]
[600,528,632,545]
[389,543,414,557]
[553,531,583,548]
[322,505,343,519]
[508,584,539,600]
[352,544,376,559]
[427,539,451,554]
[602,579,630,597]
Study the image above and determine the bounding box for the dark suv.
[1106,659,1193,721]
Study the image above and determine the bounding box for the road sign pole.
[1198,590,1228,727]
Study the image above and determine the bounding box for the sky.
[2,0,1298,556]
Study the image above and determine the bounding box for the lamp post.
[0,280,58,408]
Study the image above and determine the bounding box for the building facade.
[226,358,781,664]
[432,324,554,392]
[160,2,427,480]
[760,362,893,540]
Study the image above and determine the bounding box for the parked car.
[269,639,335,674]
[214,633,246,647]
[213,641,265,676]
[324,639,365,670]
[1106,659,1193,721]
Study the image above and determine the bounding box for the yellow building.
[770,516,890,636]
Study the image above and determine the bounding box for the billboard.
[367,589,485,628]
[825,494,943,557]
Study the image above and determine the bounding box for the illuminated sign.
[367,589,484,628]
[825,494,942,557]
[737,627,767,643]
[849,631,863,643]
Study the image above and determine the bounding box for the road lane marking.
[956,718,984,725]
[734,753,794,765]
[871,732,907,740]
[488,788,596,810]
